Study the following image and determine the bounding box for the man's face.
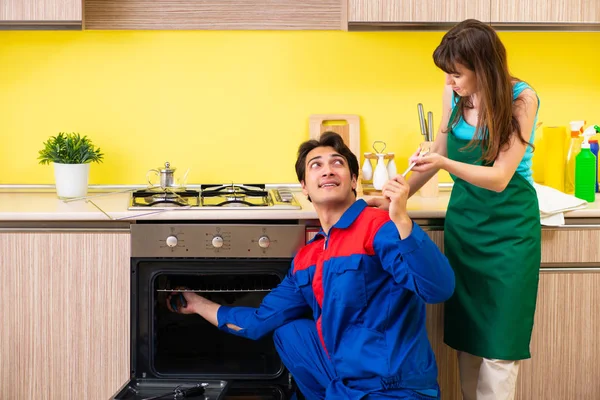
[301,146,356,206]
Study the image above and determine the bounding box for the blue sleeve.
[216,264,310,340]
[373,220,455,304]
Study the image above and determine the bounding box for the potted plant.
[38,132,104,199]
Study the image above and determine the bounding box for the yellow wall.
[0,30,599,185]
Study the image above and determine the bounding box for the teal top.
[451,81,539,185]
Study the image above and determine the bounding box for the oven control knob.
[212,235,224,248]
[258,236,271,249]
[165,235,178,248]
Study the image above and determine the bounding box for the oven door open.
[113,378,230,400]
[113,258,293,400]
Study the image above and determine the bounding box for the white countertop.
[0,188,598,222]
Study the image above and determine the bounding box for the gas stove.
[128,184,301,210]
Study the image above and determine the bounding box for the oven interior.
[114,259,297,400]
[153,272,284,378]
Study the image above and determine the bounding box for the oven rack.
[157,288,272,293]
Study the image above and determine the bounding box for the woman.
[369,19,541,400]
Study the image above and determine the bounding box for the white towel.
[533,183,588,226]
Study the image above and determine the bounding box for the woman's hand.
[365,196,390,210]
[410,152,448,173]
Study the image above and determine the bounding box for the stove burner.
[225,193,246,202]
[128,184,300,210]
[131,188,201,207]
[201,184,268,198]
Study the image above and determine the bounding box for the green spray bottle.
[574,126,598,202]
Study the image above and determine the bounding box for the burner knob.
[166,235,178,248]
[212,235,224,248]
[258,236,270,249]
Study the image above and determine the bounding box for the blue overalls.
[217,200,455,399]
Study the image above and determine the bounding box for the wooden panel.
[0,231,130,400]
[515,270,600,399]
[0,0,82,21]
[85,0,344,30]
[491,0,600,23]
[541,228,600,265]
[425,229,461,400]
[426,229,444,252]
[349,0,490,23]
[426,303,462,400]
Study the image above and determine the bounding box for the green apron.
[443,117,541,360]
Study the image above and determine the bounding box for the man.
[167,132,455,399]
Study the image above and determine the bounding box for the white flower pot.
[53,163,91,199]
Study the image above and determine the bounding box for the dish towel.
[533,183,588,226]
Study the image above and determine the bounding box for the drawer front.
[542,228,600,265]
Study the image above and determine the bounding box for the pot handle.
[146,169,160,187]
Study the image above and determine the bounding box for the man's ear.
[301,181,308,197]
[351,175,357,191]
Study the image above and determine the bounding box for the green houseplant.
[38,132,104,199]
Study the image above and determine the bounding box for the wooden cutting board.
[308,114,360,157]
[308,114,363,195]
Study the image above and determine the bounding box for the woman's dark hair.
[295,131,359,197]
[433,19,532,162]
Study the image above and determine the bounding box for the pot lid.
[158,161,176,173]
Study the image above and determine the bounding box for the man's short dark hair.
[295,131,359,198]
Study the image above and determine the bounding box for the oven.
[113,222,306,400]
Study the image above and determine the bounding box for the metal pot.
[147,161,177,189]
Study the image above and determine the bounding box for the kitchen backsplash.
[0,30,598,185]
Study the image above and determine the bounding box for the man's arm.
[170,265,310,340]
[376,174,455,303]
[373,220,455,304]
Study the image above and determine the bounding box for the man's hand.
[382,175,413,239]
[167,288,206,315]
[166,287,238,330]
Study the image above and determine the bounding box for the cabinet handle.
[547,224,600,229]
[540,267,600,272]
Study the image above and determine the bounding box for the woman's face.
[445,63,478,97]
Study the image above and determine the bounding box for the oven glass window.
[153,273,283,377]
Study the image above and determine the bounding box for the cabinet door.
[515,269,600,400]
[0,230,130,400]
[0,0,82,21]
[349,0,490,23]
[491,0,600,23]
[85,0,344,30]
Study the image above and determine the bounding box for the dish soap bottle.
[574,126,597,202]
[565,121,585,194]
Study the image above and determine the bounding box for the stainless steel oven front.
[113,222,306,400]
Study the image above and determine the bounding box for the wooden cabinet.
[0,0,82,23]
[84,0,345,30]
[348,0,490,24]
[425,229,462,400]
[491,0,600,24]
[350,0,600,26]
[0,227,131,400]
[515,269,600,400]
